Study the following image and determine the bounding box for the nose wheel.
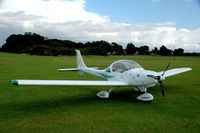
[97,88,112,99]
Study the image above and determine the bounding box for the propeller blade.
[162,62,171,76]
[159,81,164,96]
[151,63,170,97]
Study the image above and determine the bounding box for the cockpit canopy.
[105,60,142,73]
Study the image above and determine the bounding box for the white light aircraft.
[10,50,192,102]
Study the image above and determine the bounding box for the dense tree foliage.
[1,32,45,53]
[159,45,172,56]
[173,48,184,56]
[1,33,114,56]
[138,45,149,55]
[0,32,199,56]
[126,43,136,55]
[111,42,124,55]
[151,47,159,55]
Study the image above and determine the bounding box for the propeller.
[161,62,171,76]
[159,81,164,96]
[156,62,170,96]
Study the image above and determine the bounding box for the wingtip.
[185,67,192,71]
[57,69,62,72]
[10,80,19,85]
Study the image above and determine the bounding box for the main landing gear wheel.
[136,87,154,102]
[137,93,154,102]
[97,88,112,99]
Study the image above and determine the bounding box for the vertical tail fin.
[75,50,87,68]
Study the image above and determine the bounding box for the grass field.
[0,52,199,133]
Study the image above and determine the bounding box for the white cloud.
[0,0,200,52]
[0,0,108,23]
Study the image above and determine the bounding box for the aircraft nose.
[155,75,165,82]
[146,74,165,82]
[160,76,165,81]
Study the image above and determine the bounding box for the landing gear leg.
[97,88,113,99]
[136,87,154,102]
[134,86,146,93]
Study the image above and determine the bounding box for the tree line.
[0,32,199,56]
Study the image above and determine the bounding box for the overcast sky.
[0,0,200,52]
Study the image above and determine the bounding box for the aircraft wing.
[159,68,192,78]
[57,68,80,71]
[57,67,98,71]
[10,80,130,86]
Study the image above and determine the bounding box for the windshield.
[111,60,142,73]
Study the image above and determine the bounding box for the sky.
[0,0,200,52]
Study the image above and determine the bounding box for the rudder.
[75,50,87,68]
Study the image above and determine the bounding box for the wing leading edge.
[159,68,192,78]
[10,80,130,86]
[57,68,80,71]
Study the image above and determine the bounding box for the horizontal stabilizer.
[10,80,129,86]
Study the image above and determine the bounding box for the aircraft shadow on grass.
[7,85,175,112]
[14,89,138,110]
[12,84,180,113]
[1,84,185,120]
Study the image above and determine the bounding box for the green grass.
[0,52,199,133]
